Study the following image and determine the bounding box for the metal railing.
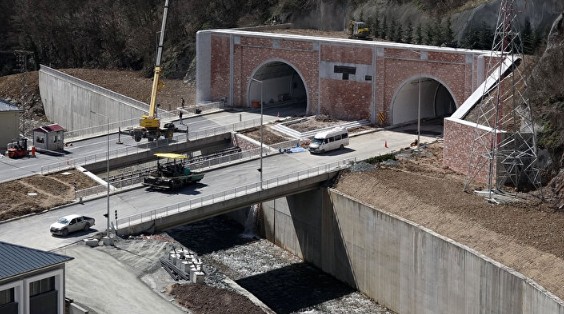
[189,148,260,170]
[75,176,145,199]
[73,139,285,198]
[116,158,356,228]
[40,116,266,175]
[65,118,139,139]
[65,102,226,140]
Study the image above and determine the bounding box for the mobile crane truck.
[131,0,175,142]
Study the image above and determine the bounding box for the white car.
[50,214,95,236]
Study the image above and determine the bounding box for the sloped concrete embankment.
[260,189,564,314]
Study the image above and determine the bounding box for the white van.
[309,127,349,154]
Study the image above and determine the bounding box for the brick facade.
[197,30,507,181]
[443,118,497,184]
[198,30,489,125]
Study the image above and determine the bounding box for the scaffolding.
[464,0,541,202]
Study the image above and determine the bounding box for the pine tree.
[521,19,534,54]
[389,19,397,41]
[371,13,380,39]
[424,23,433,45]
[433,16,443,46]
[404,20,413,44]
[381,16,388,41]
[444,17,455,47]
[461,26,480,49]
[395,24,404,43]
[477,22,494,50]
[414,24,423,45]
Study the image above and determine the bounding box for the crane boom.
[147,0,169,119]
[132,0,174,142]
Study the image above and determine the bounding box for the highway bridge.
[0,108,437,251]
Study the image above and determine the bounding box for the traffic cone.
[384,140,388,148]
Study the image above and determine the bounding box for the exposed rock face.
[527,11,564,180]
[546,12,564,50]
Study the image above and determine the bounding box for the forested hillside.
[0,0,562,176]
[1,0,561,78]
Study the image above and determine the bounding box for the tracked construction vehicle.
[143,153,204,190]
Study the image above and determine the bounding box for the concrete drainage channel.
[75,234,277,314]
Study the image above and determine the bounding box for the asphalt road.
[0,105,292,182]
[0,128,437,251]
[0,106,438,314]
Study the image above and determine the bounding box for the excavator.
[131,0,175,142]
[348,20,371,40]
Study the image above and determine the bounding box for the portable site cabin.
[0,99,21,150]
[33,123,65,152]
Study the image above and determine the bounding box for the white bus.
[309,127,349,154]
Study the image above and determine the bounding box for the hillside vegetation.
[0,0,562,176]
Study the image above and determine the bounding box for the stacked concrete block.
[166,247,206,283]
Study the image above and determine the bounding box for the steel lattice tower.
[464,0,541,201]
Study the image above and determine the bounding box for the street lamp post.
[417,74,421,149]
[251,78,263,190]
[411,50,422,151]
[91,110,111,235]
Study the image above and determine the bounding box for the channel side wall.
[261,189,564,314]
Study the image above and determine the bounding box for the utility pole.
[464,0,541,201]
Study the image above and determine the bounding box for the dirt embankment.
[0,170,98,222]
[334,142,564,299]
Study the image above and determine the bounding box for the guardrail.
[65,101,227,140]
[75,176,145,199]
[116,158,356,228]
[74,139,284,196]
[40,116,266,175]
[65,118,139,139]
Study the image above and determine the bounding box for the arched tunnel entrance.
[248,61,307,116]
[392,77,456,134]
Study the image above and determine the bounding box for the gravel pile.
[349,161,375,172]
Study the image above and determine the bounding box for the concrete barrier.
[84,132,231,173]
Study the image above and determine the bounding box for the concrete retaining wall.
[39,66,149,132]
[84,132,231,173]
[261,189,564,314]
